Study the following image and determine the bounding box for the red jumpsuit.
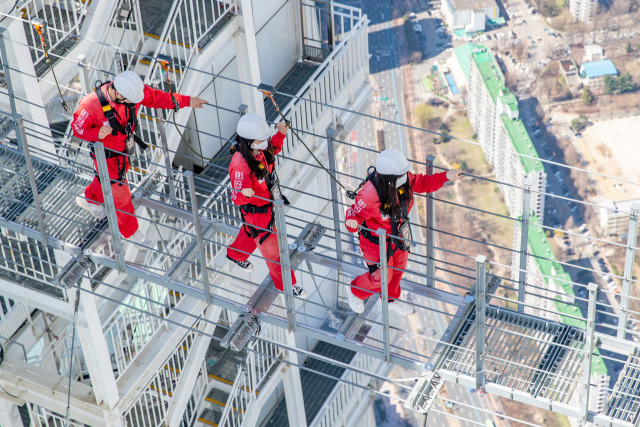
[226,132,296,291]
[71,83,190,238]
[345,171,448,300]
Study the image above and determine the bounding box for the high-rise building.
[568,0,597,22]
[461,45,546,221]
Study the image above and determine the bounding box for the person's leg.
[350,238,393,300]
[256,231,296,291]
[388,250,409,300]
[227,226,258,261]
[85,158,104,204]
[110,181,138,238]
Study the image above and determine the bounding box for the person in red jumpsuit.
[71,71,206,245]
[345,149,462,314]
[226,113,307,298]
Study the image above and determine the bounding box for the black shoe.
[226,255,254,272]
[292,285,308,299]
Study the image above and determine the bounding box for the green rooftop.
[471,48,507,104]
[453,43,483,83]
[526,214,608,376]
[501,116,544,174]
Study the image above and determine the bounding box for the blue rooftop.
[580,59,618,78]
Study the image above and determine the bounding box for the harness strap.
[95,82,149,150]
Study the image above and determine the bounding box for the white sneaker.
[126,230,152,246]
[292,285,308,299]
[389,299,413,315]
[76,196,106,219]
[348,291,365,314]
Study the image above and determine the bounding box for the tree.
[571,115,588,132]
[604,73,637,94]
[581,86,594,104]
[625,42,632,54]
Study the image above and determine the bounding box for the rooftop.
[501,116,545,173]
[472,47,508,105]
[580,59,618,79]
[450,0,498,11]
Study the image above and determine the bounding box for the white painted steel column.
[283,332,307,427]
[76,278,120,410]
[166,305,222,427]
[2,22,57,158]
[0,399,24,427]
[236,0,265,117]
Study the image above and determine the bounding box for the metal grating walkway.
[200,61,320,185]
[139,0,234,50]
[22,6,84,79]
[437,306,586,404]
[262,340,356,427]
[604,347,640,425]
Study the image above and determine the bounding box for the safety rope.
[258,83,347,191]
[31,19,71,114]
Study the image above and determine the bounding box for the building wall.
[568,0,596,22]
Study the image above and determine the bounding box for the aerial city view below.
[0,0,638,426]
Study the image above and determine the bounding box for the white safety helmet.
[375,149,411,176]
[112,71,145,104]
[237,114,275,141]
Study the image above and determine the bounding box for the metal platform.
[263,340,356,427]
[604,347,640,425]
[22,6,84,79]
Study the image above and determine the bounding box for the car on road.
[409,12,417,20]
[444,400,454,409]
[413,24,423,33]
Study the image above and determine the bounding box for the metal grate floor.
[200,61,320,187]
[605,347,640,424]
[22,6,84,79]
[262,340,356,427]
[438,306,585,404]
[263,62,319,123]
[139,0,234,49]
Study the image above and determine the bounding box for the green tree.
[605,73,636,95]
[571,115,588,132]
[581,86,593,104]
[625,42,632,54]
[415,104,434,128]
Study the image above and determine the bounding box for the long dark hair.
[372,172,405,218]
[235,135,276,180]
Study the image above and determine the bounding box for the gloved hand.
[241,188,255,198]
[276,121,289,134]
[346,219,359,230]
[446,169,463,181]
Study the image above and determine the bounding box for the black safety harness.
[356,173,413,274]
[231,144,290,244]
[91,81,149,185]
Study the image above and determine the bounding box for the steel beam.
[15,116,48,247]
[274,199,296,332]
[518,177,533,313]
[580,282,598,423]
[617,203,639,340]
[379,228,390,363]
[185,171,212,304]
[93,142,126,272]
[475,255,487,391]
[425,155,436,288]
